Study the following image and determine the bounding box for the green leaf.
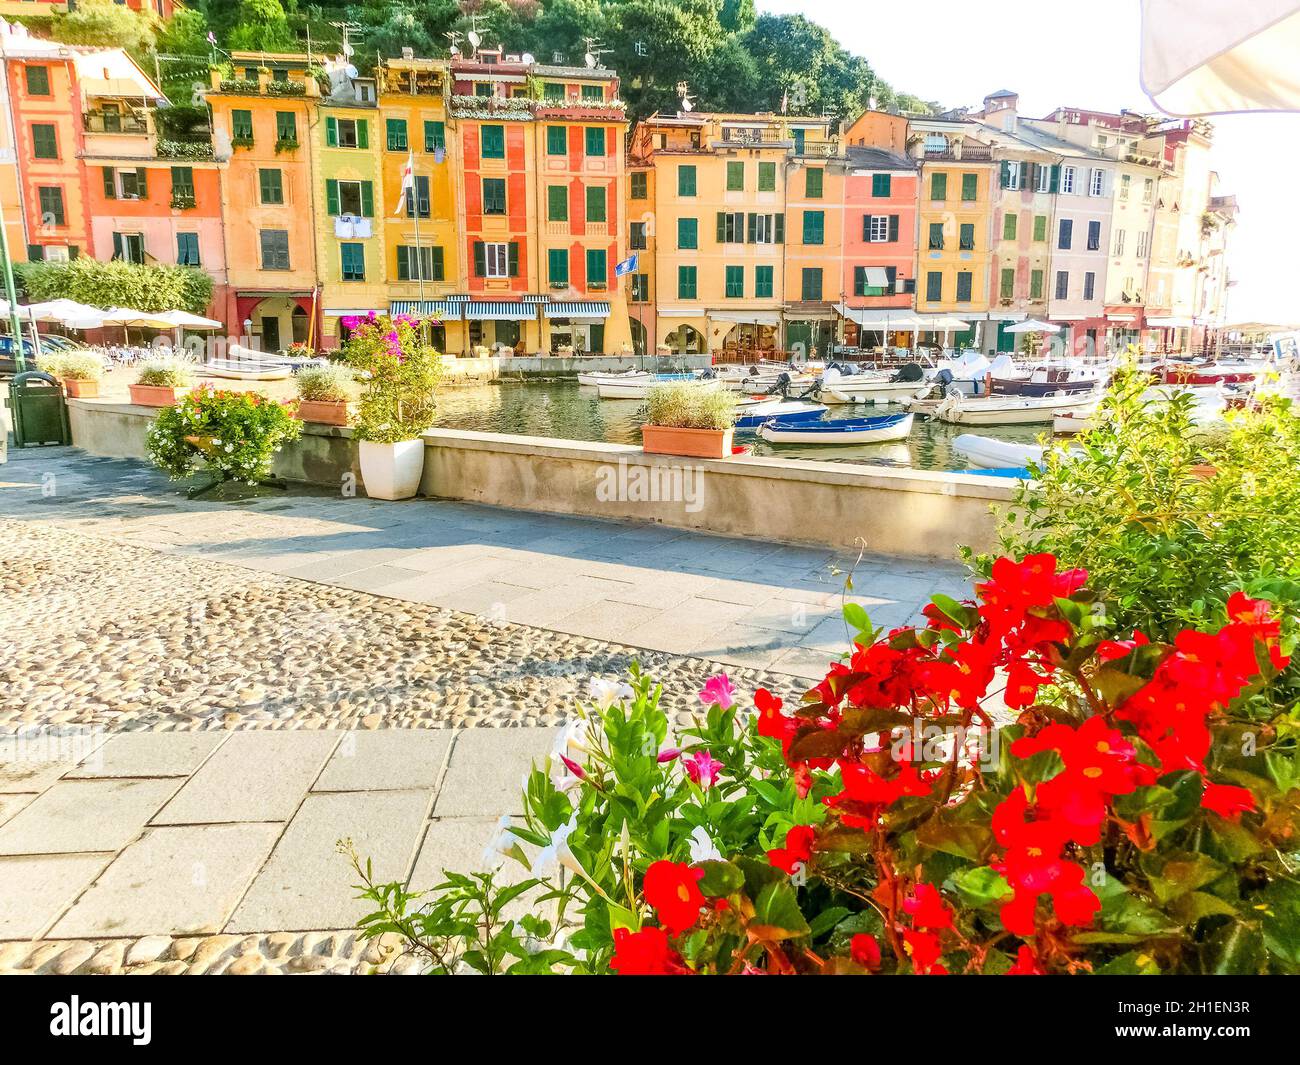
[842,602,871,633]
[1259,878,1300,966]
[1094,951,1161,974]
[951,865,1014,907]
[750,879,811,941]
[914,817,993,861]
[808,906,851,939]
[695,860,744,899]
[1172,891,1239,924]
[929,593,977,630]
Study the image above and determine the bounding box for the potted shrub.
[294,363,353,425]
[342,311,442,500]
[641,381,737,459]
[56,351,107,398]
[129,357,195,407]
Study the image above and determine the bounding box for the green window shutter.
[325,116,337,147]
[1049,165,1061,193]
[1003,213,1017,240]
[548,248,568,284]
[473,241,486,277]
[102,167,115,198]
[930,172,946,200]
[630,171,647,199]
[424,120,445,151]
[137,168,147,197]
[726,161,743,191]
[548,185,567,222]
[1000,161,1011,188]
[678,265,696,300]
[1001,268,1015,300]
[928,222,944,249]
[360,181,374,217]
[962,172,978,200]
[758,161,775,191]
[801,268,822,301]
[325,179,339,215]
[111,233,123,260]
[1033,215,1047,242]
[755,265,773,298]
[888,215,899,242]
[678,165,696,197]
[483,125,505,158]
[716,212,726,242]
[1030,269,1044,299]
[547,126,566,155]
[774,213,784,243]
[959,222,974,249]
[356,120,369,149]
[396,246,410,281]
[746,212,757,243]
[431,247,444,280]
[386,118,406,151]
[725,265,743,298]
[586,185,606,222]
[586,249,607,285]
[678,217,697,250]
[584,127,605,156]
[853,266,865,296]
[508,242,519,277]
[802,210,824,245]
[872,173,891,197]
[806,167,823,198]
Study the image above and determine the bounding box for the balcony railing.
[923,143,994,162]
[157,139,214,161]
[83,111,148,135]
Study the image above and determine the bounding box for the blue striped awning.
[543,301,611,318]
[389,300,462,320]
[462,301,538,321]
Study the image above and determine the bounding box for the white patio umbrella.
[156,310,222,329]
[1006,319,1061,333]
[97,307,180,329]
[21,299,105,326]
[1141,0,1300,115]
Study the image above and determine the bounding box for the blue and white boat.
[734,401,826,430]
[758,411,914,445]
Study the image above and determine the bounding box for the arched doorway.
[662,323,704,354]
[629,317,648,356]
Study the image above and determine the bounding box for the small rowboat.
[934,389,1100,426]
[1158,364,1257,386]
[596,376,720,399]
[577,370,697,387]
[758,411,913,445]
[734,401,825,430]
[203,358,292,381]
[952,434,1081,470]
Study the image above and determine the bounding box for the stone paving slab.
[0,778,181,855]
[227,790,432,933]
[66,732,227,779]
[433,728,556,818]
[152,732,340,825]
[0,854,115,939]
[50,823,283,939]
[313,730,454,792]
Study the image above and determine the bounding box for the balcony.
[157,139,214,161]
[83,111,148,135]
[449,94,536,120]
[170,192,196,210]
[381,70,445,97]
[265,79,306,97]
[923,142,993,162]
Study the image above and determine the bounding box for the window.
[404,175,430,218]
[802,210,824,245]
[547,184,568,222]
[678,265,697,300]
[719,211,744,243]
[1136,230,1149,257]
[581,84,603,101]
[475,241,515,278]
[725,265,744,298]
[585,127,605,157]
[854,266,895,297]
[930,172,947,200]
[1036,166,1051,193]
[1058,218,1073,249]
[1055,270,1069,300]
[872,173,891,197]
[586,184,606,222]
[260,229,290,270]
[340,242,365,281]
[118,168,147,199]
[630,273,649,302]
[111,233,145,264]
[1033,215,1048,242]
[259,168,284,204]
[176,232,201,266]
[547,247,569,285]
[752,212,783,244]
[630,171,647,199]
[758,162,776,192]
[1003,161,1020,190]
[1089,168,1105,196]
[231,109,253,142]
[1003,212,1017,240]
[386,118,407,151]
[1143,177,1154,203]
[326,178,373,217]
[925,271,942,302]
[424,120,445,152]
[629,221,647,250]
[678,165,697,197]
[805,167,823,198]
[481,124,505,159]
[326,117,367,149]
[1030,269,1044,300]
[25,65,49,96]
[547,126,567,155]
[37,186,64,227]
[755,265,774,298]
[170,166,195,206]
[792,128,806,154]
[275,111,297,144]
[1113,228,1126,256]
[801,268,823,301]
[1087,220,1101,251]
[928,222,944,250]
[1119,174,1131,201]
[866,215,893,243]
[396,246,444,281]
[474,83,493,98]
[586,249,607,287]
[726,161,744,191]
[959,223,975,250]
[961,172,978,201]
[483,177,506,215]
[956,271,973,303]
[1000,267,1015,301]
[677,217,698,250]
[1083,271,1096,300]
[1061,165,1076,194]
[31,123,57,159]
[544,82,565,102]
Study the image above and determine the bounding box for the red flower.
[827,760,932,826]
[755,688,794,741]
[977,554,1086,632]
[850,933,881,970]
[643,861,706,936]
[1225,591,1290,669]
[903,883,954,930]
[918,637,998,709]
[902,928,945,974]
[610,926,686,975]
[1004,659,1048,710]
[767,824,815,875]
[1007,945,1046,975]
[1201,781,1256,820]
[1097,631,1150,662]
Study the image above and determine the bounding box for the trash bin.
[7,371,70,447]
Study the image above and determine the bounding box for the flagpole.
[411,160,425,309]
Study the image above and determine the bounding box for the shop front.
[544,301,612,354]
[707,311,781,361]
[462,301,541,356]
[389,299,462,354]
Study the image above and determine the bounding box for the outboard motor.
[890,361,925,384]
[763,372,792,397]
[699,368,715,380]
[934,368,954,389]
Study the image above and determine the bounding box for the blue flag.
[614,253,638,277]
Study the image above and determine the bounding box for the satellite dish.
[468,31,481,48]
[344,64,358,80]
[342,42,354,57]
[449,45,459,57]
[521,52,535,65]
[682,97,694,112]
[584,52,597,68]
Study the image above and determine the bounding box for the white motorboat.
[952,434,1081,470]
[595,376,722,400]
[758,411,913,445]
[202,358,292,381]
[734,400,826,429]
[576,369,698,387]
[934,389,1101,426]
[817,366,924,403]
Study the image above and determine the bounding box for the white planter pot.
[358,439,425,500]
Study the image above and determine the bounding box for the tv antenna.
[330,20,362,62]
[583,36,609,69]
[676,80,694,112]
[444,30,462,58]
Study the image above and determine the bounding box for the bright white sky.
[758,0,1299,324]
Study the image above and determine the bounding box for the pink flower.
[559,755,586,780]
[698,674,735,710]
[657,747,681,763]
[682,750,723,787]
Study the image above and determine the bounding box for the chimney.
[982,90,1018,132]
[401,47,414,60]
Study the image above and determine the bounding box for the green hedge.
[14,258,214,315]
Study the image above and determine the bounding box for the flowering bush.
[147,385,301,485]
[341,312,442,444]
[355,555,1300,975]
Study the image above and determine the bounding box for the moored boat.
[202,358,293,381]
[934,389,1101,426]
[952,434,1081,470]
[733,401,826,430]
[758,411,914,445]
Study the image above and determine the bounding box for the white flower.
[688,826,723,864]
[587,677,633,710]
[550,719,590,791]
[481,814,516,870]
[533,813,581,879]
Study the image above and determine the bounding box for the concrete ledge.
[66,399,1013,558]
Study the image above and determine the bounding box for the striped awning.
[389,300,463,320]
[543,301,611,318]
[463,301,538,321]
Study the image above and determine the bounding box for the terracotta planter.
[63,378,100,399]
[129,382,185,407]
[296,399,350,425]
[642,424,734,459]
[358,439,425,500]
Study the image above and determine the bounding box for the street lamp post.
[0,193,26,373]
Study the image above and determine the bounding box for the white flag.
[394,151,415,214]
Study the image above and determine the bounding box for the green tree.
[15,259,213,315]
[719,0,755,34]
[604,0,722,118]
[226,0,297,52]
[529,0,607,66]
[53,0,157,60]
[692,34,760,114]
